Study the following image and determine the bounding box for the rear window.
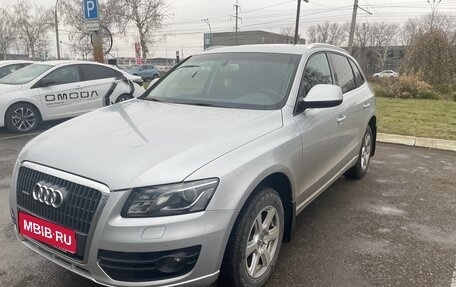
[329,53,356,93]
[349,59,365,88]
[80,64,117,81]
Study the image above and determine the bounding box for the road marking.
[451,261,456,287]
[0,132,40,141]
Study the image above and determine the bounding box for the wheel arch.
[258,172,295,242]
[368,115,377,156]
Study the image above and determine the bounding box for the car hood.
[0,84,23,95]
[20,100,283,190]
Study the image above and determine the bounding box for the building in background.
[204,30,305,49]
[351,46,406,75]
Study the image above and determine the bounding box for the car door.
[79,64,118,109]
[37,65,88,119]
[293,52,347,208]
[328,53,368,168]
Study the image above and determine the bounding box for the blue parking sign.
[83,0,99,20]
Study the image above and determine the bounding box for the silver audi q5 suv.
[10,44,376,287]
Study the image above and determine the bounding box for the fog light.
[156,256,187,274]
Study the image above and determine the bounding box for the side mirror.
[39,78,56,87]
[139,66,144,71]
[299,84,343,110]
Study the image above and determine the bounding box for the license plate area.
[18,211,76,254]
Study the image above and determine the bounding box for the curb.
[377,133,456,152]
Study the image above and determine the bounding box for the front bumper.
[10,162,234,287]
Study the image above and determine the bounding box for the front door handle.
[363,103,370,110]
[337,115,346,125]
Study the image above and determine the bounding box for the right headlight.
[121,178,219,217]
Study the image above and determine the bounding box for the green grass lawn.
[376,97,456,140]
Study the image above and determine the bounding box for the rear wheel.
[219,187,284,287]
[5,103,40,133]
[115,94,133,103]
[345,125,373,179]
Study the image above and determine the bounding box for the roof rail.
[307,43,347,53]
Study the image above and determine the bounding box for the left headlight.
[121,178,219,217]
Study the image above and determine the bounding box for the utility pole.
[92,29,104,63]
[293,0,308,44]
[427,0,442,30]
[54,0,61,59]
[348,0,359,55]
[231,0,241,45]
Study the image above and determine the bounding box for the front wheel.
[5,103,40,133]
[219,187,284,287]
[345,125,373,179]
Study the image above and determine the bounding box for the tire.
[5,103,40,133]
[219,186,284,287]
[115,94,133,103]
[345,125,373,179]
[152,74,159,80]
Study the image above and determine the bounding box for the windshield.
[142,52,301,110]
[0,64,53,85]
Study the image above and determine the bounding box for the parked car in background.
[0,60,145,133]
[0,60,34,79]
[124,64,160,80]
[373,70,399,79]
[9,44,376,287]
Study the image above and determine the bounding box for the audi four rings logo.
[32,183,64,208]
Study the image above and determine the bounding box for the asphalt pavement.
[0,127,455,287]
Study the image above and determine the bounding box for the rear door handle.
[363,103,370,110]
[337,115,346,125]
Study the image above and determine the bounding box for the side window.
[302,53,333,97]
[80,64,117,81]
[329,53,356,93]
[45,65,80,86]
[349,59,365,88]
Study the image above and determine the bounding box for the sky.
[2,0,456,59]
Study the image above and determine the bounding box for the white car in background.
[0,60,34,79]
[373,70,399,79]
[0,61,145,133]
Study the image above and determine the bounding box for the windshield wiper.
[144,97,164,102]
[180,102,219,107]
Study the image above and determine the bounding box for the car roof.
[36,60,109,66]
[199,43,348,56]
[0,60,34,66]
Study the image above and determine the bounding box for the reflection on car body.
[0,60,145,133]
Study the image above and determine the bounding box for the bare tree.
[14,0,53,59]
[368,22,399,71]
[280,26,293,37]
[280,26,294,44]
[59,0,120,58]
[108,0,168,60]
[307,21,347,46]
[0,8,17,59]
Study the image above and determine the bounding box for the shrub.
[372,75,440,99]
[417,90,441,100]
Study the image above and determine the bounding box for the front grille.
[16,167,102,234]
[98,246,201,282]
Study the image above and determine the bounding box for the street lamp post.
[55,0,61,60]
[202,18,212,47]
[293,0,309,44]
